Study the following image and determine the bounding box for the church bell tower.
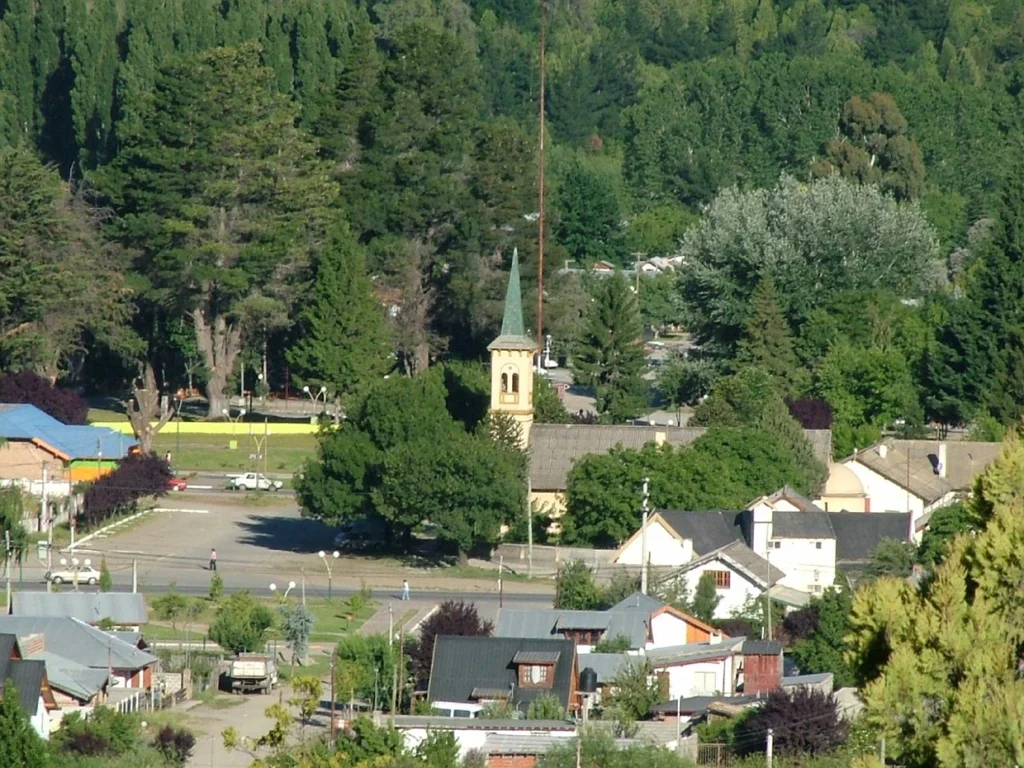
[488,249,535,448]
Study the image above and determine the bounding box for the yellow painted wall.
[531,490,566,517]
[92,422,322,435]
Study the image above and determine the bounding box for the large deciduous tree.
[676,175,941,355]
[374,431,524,560]
[812,92,926,201]
[573,274,646,422]
[101,43,339,417]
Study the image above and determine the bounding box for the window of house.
[501,373,508,393]
[815,541,822,550]
[770,540,781,549]
[693,671,717,695]
[520,664,551,687]
[709,570,731,589]
[512,373,520,393]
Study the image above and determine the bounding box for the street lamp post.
[60,556,91,592]
[271,580,299,693]
[302,385,328,420]
[222,408,247,437]
[318,550,340,602]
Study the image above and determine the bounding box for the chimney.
[709,632,722,646]
[938,443,947,479]
[878,443,888,459]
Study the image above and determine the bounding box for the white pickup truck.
[227,472,283,491]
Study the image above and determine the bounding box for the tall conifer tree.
[286,225,392,401]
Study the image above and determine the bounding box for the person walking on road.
[209,548,218,572]
[401,580,410,601]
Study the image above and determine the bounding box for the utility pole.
[43,466,51,593]
[535,0,547,371]
[640,476,650,594]
[301,568,306,607]
[766,728,774,768]
[4,531,10,613]
[132,559,138,593]
[498,555,504,608]
[526,479,533,578]
[388,602,393,647]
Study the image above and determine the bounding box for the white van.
[430,701,484,719]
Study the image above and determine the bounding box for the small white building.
[670,541,784,619]
[747,506,837,596]
[647,637,745,699]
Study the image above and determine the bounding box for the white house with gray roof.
[0,616,158,692]
[841,439,1001,535]
[495,592,720,652]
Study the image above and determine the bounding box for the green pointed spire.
[501,247,525,337]
[489,248,535,351]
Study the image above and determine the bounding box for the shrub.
[81,453,171,528]
[152,725,196,766]
[207,592,274,654]
[411,600,492,684]
[734,689,847,757]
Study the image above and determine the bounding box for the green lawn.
[144,595,377,645]
[87,407,129,422]
[153,432,317,474]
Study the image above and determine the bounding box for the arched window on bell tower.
[500,364,519,404]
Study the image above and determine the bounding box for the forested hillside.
[1,0,1023,431]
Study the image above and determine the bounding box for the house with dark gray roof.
[428,636,578,714]
[12,592,148,629]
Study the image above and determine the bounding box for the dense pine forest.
[1,0,1024,440]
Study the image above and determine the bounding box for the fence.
[488,543,683,584]
[696,743,732,766]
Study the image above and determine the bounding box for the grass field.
[145,594,377,645]
[153,431,318,474]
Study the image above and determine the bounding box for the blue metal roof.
[0,404,135,460]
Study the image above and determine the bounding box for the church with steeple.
[486,249,833,518]
[488,249,535,451]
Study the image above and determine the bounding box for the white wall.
[399,726,576,758]
[616,521,691,567]
[649,612,688,649]
[30,696,50,740]
[845,461,924,518]
[765,537,836,595]
[659,656,737,699]
[679,561,762,619]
